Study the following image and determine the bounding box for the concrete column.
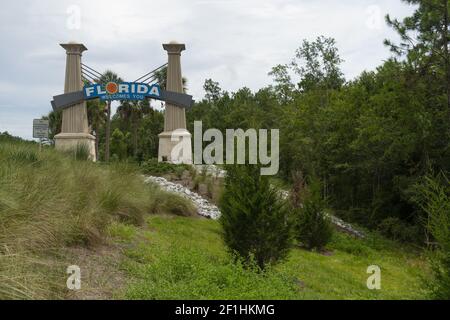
[158,42,192,164]
[54,42,96,160]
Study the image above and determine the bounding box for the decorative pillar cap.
[60,42,88,55]
[163,42,186,55]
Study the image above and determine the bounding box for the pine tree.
[292,176,334,251]
[219,164,293,270]
[385,0,450,110]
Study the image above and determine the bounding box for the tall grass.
[0,140,194,299]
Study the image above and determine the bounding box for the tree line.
[189,0,450,245]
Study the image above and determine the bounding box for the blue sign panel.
[83,82,162,101]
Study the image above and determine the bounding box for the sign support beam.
[158,42,192,164]
[54,43,96,161]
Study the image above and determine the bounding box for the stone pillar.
[54,43,96,160]
[158,42,192,164]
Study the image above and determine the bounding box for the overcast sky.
[0,0,414,140]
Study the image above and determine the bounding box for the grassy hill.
[0,138,195,299]
[0,137,430,299]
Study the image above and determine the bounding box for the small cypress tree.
[219,164,292,270]
[292,175,333,251]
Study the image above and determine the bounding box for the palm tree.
[99,70,123,162]
[153,66,188,92]
[153,66,188,110]
[46,110,62,141]
[87,99,106,160]
[117,99,152,157]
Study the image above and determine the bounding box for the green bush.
[0,131,24,143]
[219,164,292,270]
[294,178,333,251]
[415,173,450,299]
[110,128,129,161]
[377,217,422,244]
[141,158,191,176]
[329,232,373,257]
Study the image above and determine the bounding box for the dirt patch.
[64,243,128,300]
[320,250,334,256]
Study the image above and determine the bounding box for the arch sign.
[84,82,162,101]
[51,82,193,111]
[52,41,192,164]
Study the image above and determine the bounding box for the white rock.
[143,174,364,237]
[144,175,221,220]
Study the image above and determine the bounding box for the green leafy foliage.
[294,178,334,250]
[219,164,292,269]
[377,217,422,244]
[140,158,191,176]
[186,22,450,243]
[415,173,450,299]
[110,128,129,161]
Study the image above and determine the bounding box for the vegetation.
[115,215,427,300]
[0,137,433,300]
[293,178,334,251]
[183,1,450,249]
[219,164,292,269]
[0,137,194,299]
[415,173,450,299]
[86,98,107,160]
[99,71,123,163]
[116,100,152,158]
[140,158,191,177]
[0,131,27,143]
[44,3,450,239]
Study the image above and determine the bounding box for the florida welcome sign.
[51,82,193,112]
[84,82,162,101]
